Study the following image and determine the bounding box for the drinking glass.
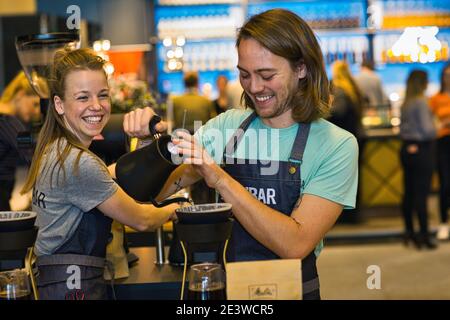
[0,269,31,300]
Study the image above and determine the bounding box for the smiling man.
[127,9,359,300]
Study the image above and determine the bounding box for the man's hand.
[172,130,226,189]
[123,107,168,138]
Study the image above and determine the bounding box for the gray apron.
[221,112,320,300]
[36,208,114,300]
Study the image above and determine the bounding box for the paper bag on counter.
[226,259,301,300]
[104,220,129,280]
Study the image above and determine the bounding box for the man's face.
[237,38,306,120]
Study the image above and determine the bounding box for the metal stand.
[154,226,166,265]
[174,219,233,300]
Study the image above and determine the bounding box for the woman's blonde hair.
[331,60,364,108]
[0,71,35,104]
[236,9,330,123]
[21,48,107,193]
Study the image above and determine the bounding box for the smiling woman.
[53,69,111,146]
[19,48,177,300]
[21,49,109,192]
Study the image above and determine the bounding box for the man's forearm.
[156,164,201,201]
[215,173,309,258]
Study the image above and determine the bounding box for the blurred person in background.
[354,57,389,112]
[172,71,216,134]
[226,79,245,109]
[328,60,364,223]
[329,60,364,138]
[0,71,40,210]
[429,63,450,241]
[400,70,437,250]
[213,74,229,115]
[172,71,216,203]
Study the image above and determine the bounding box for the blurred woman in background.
[329,60,364,223]
[1,71,40,123]
[213,75,229,115]
[329,60,364,138]
[0,71,40,210]
[429,63,450,240]
[400,70,437,250]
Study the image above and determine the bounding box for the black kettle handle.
[149,115,162,138]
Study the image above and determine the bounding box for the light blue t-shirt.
[194,109,359,256]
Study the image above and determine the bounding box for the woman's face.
[14,90,40,123]
[54,69,110,147]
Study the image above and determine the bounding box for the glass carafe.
[187,263,226,300]
[0,269,31,300]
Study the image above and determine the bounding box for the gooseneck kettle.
[115,115,191,207]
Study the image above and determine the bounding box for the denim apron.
[35,208,114,300]
[221,112,320,300]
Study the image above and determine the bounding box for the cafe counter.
[113,246,183,300]
[360,126,403,207]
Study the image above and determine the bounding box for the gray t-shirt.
[32,138,118,256]
[354,70,389,108]
[400,97,437,141]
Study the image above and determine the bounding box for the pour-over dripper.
[15,32,80,99]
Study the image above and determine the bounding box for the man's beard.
[255,90,296,120]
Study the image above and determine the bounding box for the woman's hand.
[123,107,168,138]
[172,130,226,189]
[407,144,419,154]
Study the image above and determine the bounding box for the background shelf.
[153,0,450,98]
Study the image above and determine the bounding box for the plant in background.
[109,74,157,114]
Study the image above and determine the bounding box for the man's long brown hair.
[21,48,107,194]
[236,9,330,123]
